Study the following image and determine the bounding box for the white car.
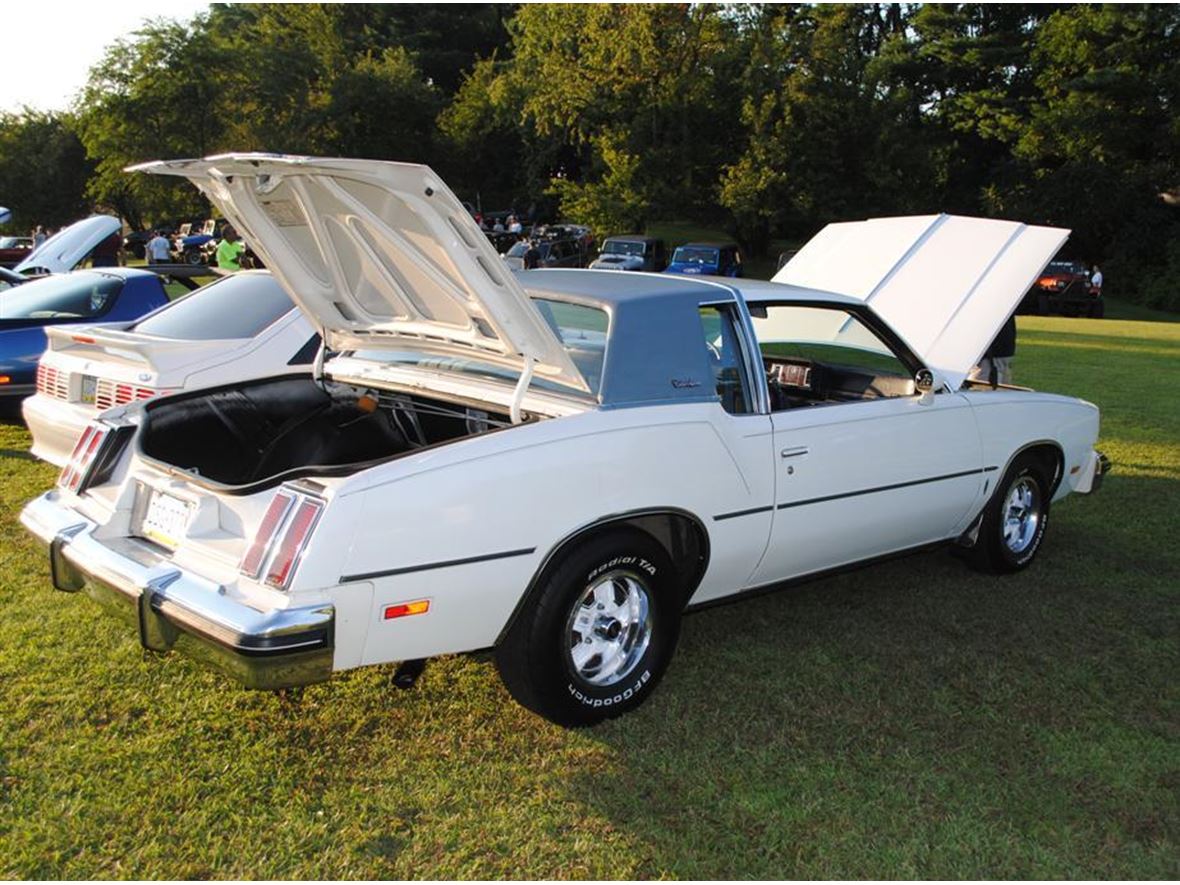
[21,155,1108,727]
[23,271,318,466]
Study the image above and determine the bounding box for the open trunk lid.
[15,215,122,275]
[772,214,1068,390]
[129,154,589,394]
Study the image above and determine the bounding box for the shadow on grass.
[0,448,36,461]
[559,471,1178,878]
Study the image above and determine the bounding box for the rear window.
[349,298,608,399]
[673,246,719,265]
[0,271,124,320]
[131,273,293,340]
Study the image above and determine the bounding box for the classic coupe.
[23,270,317,466]
[21,155,1107,726]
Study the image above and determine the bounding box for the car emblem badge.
[138,373,152,382]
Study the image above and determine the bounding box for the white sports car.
[21,155,1108,726]
[23,271,318,467]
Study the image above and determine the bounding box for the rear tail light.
[239,491,295,579]
[94,380,170,410]
[59,424,110,492]
[239,489,324,590]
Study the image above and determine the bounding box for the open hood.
[130,154,588,393]
[15,215,121,275]
[773,214,1068,390]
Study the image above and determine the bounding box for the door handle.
[780,446,809,459]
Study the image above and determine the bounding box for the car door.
[688,301,776,605]
[747,303,985,586]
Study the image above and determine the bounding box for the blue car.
[663,242,743,278]
[0,268,171,400]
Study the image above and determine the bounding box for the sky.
[0,0,211,113]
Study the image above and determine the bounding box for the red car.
[1020,259,1103,318]
[0,236,33,269]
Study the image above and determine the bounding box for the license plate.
[140,489,192,548]
[80,375,97,404]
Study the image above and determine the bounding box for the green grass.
[0,316,1177,878]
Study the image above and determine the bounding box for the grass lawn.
[1,312,1177,877]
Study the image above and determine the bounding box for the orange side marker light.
[383,600,430,620]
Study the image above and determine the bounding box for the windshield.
[348,297,609,398]
[672,246,719,265]
[132,273,293,340]
[0,237,27,249]
[1046,261,1085,274]
[0,271,123,320]
[602,239,645,257]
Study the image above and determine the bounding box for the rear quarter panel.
[317,402,774,667]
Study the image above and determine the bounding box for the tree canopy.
[1,3,1177,308]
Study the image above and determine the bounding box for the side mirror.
[915,368,935,404]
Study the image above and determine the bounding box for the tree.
[74,17,231,228]
[0,110,92,233]
[546,132,648,234]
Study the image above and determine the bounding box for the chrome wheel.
[564,569,653,687]
[1002,476,1041,554]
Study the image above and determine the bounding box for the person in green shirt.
[216,226,247,271]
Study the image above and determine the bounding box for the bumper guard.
[21,490,334,690]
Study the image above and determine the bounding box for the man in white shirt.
[146,230,171,264]
[1090,265,1103,293]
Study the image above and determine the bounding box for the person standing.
[31,225,47,248]
[522,238,542,270]
[146,230,171,264]
[1090,264,1103,295]
[969,314,1017,387]
[215,226,246,271]
[89,231,122,267]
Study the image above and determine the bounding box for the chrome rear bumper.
[20,490,334,690]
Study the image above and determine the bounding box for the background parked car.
[0,267,170,401]
[1018,258,1103,317]
[663,242,743,277]
[173,219,227,265]
[24,270,317,466]
[0,235,34,268]
[502,236,585,270]
[589,236,667,272]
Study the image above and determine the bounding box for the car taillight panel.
[58,423,110,493]
[239,489,324,591]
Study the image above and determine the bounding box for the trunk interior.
[139,375,511,488]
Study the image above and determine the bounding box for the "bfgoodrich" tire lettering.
[567,669,651,707]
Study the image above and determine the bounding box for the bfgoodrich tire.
[495,530,681,726]
[968,455,1052,574]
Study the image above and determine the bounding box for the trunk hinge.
[510,356,537,425]
[312,335,327,387]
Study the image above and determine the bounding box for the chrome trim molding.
[21,491,335,691]
[341,546,537,583]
